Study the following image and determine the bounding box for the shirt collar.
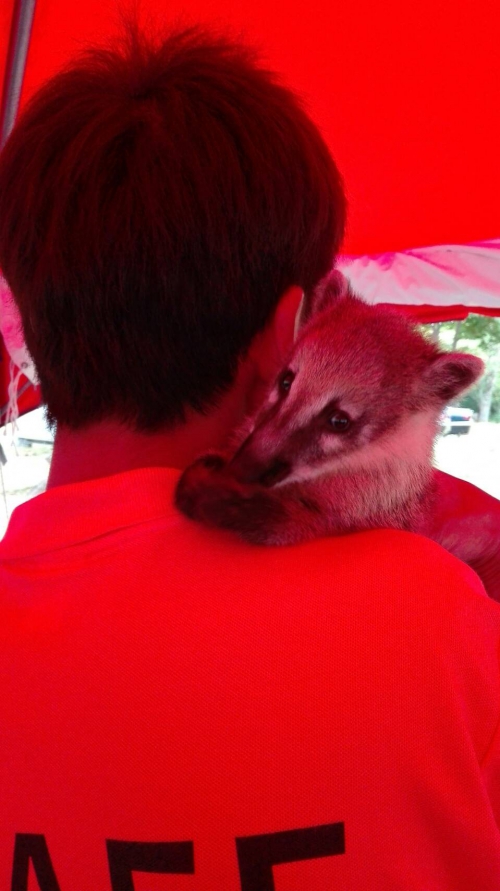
[0,466,181,560]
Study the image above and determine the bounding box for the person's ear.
[242,285,304,416]
[249,285,304,380]
[272,284,305,361]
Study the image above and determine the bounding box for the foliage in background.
[420,315,500,422]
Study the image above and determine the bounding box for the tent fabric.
[0,276,36,384]
[338,240,500,320]
[0,276,39,428]
[3,0,500,258]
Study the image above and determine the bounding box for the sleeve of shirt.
[481,641,500,828]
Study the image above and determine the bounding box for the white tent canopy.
[339,240,500,315]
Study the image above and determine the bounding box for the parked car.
[439,406,474,436]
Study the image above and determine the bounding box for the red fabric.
[0,0,15,96]
[1,467,500,889]
[4,0,499,257]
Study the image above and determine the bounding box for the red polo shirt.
[1,466,499,890]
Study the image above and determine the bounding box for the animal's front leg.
[175,455,327,545]
[468,546,500,603]
[426,469,500,601]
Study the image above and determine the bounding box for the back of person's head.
[0,23,346,430]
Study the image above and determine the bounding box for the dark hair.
[0,24,346,430]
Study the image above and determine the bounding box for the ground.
[434,421,500,500]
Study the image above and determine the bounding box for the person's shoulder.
[196,524,488,608]
[258,526,486,589]
[302,527,494,607]
[252,526,500,624]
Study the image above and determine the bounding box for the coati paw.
[175,452,285,540]
[174,452,229,520]
[175,451,256,527]
[175,451,295,544]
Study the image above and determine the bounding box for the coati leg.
[175,453,334,546]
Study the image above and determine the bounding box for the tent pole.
[0,0,37,149]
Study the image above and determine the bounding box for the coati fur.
[175,271,498,591]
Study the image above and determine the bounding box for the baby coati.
[175,271,499,595]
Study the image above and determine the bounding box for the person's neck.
[46,284,303,490]
[47,379,253,490]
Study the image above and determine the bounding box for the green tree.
[421,316,500,422]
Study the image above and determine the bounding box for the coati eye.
[327,410,351,433]
[278,370,295,395]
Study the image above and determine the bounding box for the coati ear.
[295,270,353,336]
[421,352,484,404]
